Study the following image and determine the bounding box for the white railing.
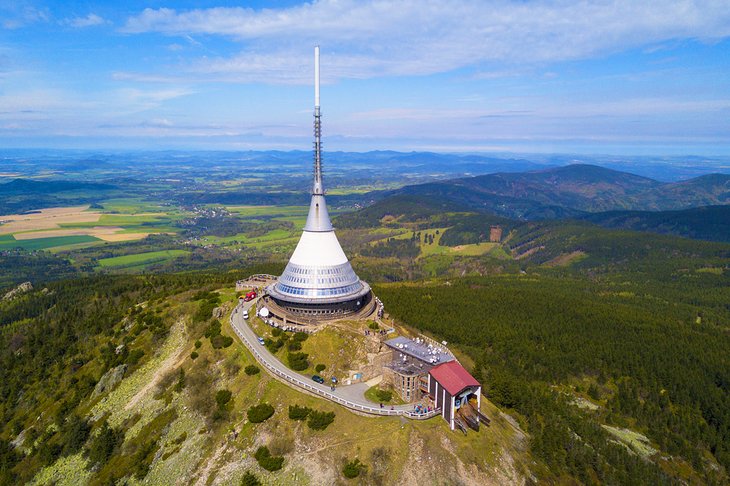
[230,309,439,420]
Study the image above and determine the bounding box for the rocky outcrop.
[2,281,33,301]
[93,364,127,397]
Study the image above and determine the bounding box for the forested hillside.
[580,205,730,242]
[376,264,730,484]
[388,164,730,220]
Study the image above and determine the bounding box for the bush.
[190,351,199,360]
[368,321,380,330]
[254,446,284,472]
[307,410,335,430]
[216,389,232,410]
[315,364,326,373]
[244,364,260,376]
[265,338,285,353]
[194,340,202,349]
[287,341,302,351]
[375,388,393,402]
[248,403,275,423]
[241,471,262,486]
[60,414,91,456]
[204,320,222,339]
[86,421,124,467]
[292,332,309,343]
[211,334,233,349]
[173,368,186,392]
[127,348,145,366]
[288,404,312,421]
[343,458,366,479]
[287,352,309,371]
[271,327,283,337]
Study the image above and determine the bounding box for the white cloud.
[1,4,50,29]
[120,0,730,83]
[64,13,106,28]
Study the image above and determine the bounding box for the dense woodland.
[376,236,730,483]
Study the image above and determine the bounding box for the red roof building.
[428,361,482,431]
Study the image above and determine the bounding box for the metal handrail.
[230,309,439,420]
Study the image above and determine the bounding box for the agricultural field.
[98,250,191,270]
[0,204,184,252]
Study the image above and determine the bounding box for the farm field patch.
[97,249,190,268]
[0,234,101,251]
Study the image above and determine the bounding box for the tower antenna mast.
[313,46,323,195]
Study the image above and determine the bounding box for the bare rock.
[93,364,128,397]
[2,281,33,301]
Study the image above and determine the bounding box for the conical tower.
[266,46,371,318]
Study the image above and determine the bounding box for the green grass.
[364,386,406,405]
[97,249,190,268]
[0,235,101,250]
[97,198,167,213]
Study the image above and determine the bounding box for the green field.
[0,234,101,251]
[97,250,190,269]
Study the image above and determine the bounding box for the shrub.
[190,351,199,360]
[315,364,326,373]
[287,352,309,371]
[271,327,283,337]
[60,414,90,456]
[211,334,233,349]
[368,321,380,330]
[375,388,393,402]
[173,368,186,392]
[194,340,202,349]
[307,410,335,430]
[288,404,312,421]
[244,364,260,376]
[265,338,285,353]
[292,332,309,343]
[86,421,124,467]
[343,458,366,479]
[127,348,145,366]
[254,446,284,472]
[287,341,302,351]
[241,471,262,486]
[216,389,233,410]
[248,403,275,423]
[204,320,222,338]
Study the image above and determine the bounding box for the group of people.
[412,404,432,415]
[363,328,388,336]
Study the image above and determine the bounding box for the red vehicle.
[243,290,257,302]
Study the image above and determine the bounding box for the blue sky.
[1,0,729,155]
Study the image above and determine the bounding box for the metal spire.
[313,45,323,195]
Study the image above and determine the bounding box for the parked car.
[257,337,265,345]
[311,375,325,384]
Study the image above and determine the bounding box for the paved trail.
[229,300,437,419]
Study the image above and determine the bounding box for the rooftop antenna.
[313,45,323,195]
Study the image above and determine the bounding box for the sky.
[0,0,729,155]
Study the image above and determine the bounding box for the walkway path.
[230,300,439,419]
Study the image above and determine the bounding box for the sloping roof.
[429,361,480,396]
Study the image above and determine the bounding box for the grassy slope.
[27,290,530,485]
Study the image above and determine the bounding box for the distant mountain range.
[0,178,115,195]
[389,164,730,219]
[338,164,730,243]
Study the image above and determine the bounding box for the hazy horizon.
[1,1,729,155]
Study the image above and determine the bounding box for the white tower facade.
[266,46,371,316]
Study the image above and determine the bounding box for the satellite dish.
[259,307,270,318]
